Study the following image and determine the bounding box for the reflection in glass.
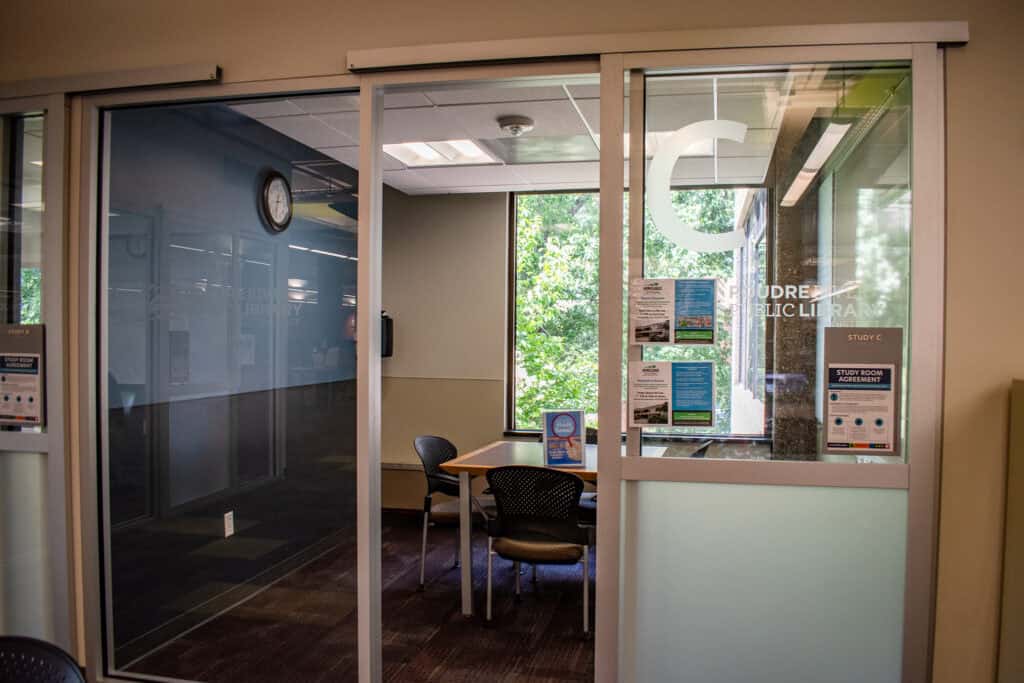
[103,95,359,680]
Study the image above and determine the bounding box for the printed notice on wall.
[543,410,585,467]
[0,324,45,428]
[823,328,903,455]
[0,353,42,425]
[629,361,715,428]
[825,364,896,452]
[629,279,716,345]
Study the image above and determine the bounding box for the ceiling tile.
[378,107,473,145]
[380,92,434,109]
[447,99,590,140]
[646,94,715,132]
[259,115,355,148]
[484,135,598,164]
[316,111,361,142]
[230,100,305,118]
[425,85,567,106]
[292,94,359,115]
[514,161,600,186]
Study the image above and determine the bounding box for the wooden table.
[441,439,665,615]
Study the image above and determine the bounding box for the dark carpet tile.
[125,510,594,682]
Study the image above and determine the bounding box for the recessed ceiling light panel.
[382,139,498,167]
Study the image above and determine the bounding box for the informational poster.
[823,328,903,455]
[630,279,716,345]
[629,361,715,428]
[0,324,45,427]
[542,410,584,467]
[673,279,716,344]
[825,364,896,452]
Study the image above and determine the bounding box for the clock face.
[263,174,292,230]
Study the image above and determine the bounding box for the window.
[511,192,600,430]
[510,189,770,436]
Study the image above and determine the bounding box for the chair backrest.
[485,466,585,542]
[0,636,85,683]
[413,435,458,480]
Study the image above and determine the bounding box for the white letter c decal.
[647,119,748,253]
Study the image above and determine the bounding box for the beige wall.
[4,1,1024,681]
[382,189,507,383]
[381,189,507,499]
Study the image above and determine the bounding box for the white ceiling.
[231,73,789,195]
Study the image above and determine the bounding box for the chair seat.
[429,495,497,523]
[492,536,584,564]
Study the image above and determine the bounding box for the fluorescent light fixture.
[382,139,497,167]
[287,278,308,288]
[780,123,852,207]
[406,142,441,161]
[447,139,487,158]
[30,160,43,167]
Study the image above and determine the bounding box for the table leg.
[459,470,473,616]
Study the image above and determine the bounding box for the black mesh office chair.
[413,435,492,589]
[0,636,85,683]
[484,465,593,633]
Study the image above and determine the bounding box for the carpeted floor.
[125,510,595,682]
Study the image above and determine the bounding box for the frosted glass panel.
[622,482,906,683]
[0,451,53,639]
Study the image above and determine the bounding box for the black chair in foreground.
[413,435,493,590]
[0,636,85,683]
[484,465,593,633]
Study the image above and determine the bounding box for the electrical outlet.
[224,511,235,538]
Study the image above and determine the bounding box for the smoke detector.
[497,115,535,137]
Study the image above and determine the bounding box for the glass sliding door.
[601,46,942,683]
[99,92,360,681]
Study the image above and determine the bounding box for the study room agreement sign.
[823,328,903,455]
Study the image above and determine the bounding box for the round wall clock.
[260,171,293,232]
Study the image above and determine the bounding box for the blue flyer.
[543,410,584,467]
[670,361,715,427]
[674,279,716,344]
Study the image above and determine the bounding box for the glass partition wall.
[81,45,943,683]
[99,92,360,681]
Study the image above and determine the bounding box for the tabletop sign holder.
[542,410,585,467]
[823,327,903,456]
[0,324,45,428]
